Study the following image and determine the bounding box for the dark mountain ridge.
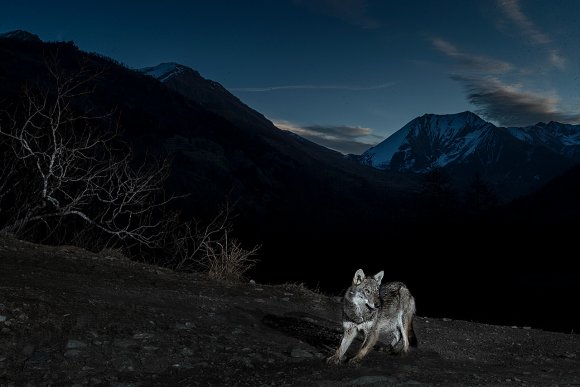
[0,33,419,280]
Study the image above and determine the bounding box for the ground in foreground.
[0,236,578,385]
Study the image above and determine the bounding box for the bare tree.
[0,57,172,248]
[0,56,260,281]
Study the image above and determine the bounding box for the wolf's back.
[380,281,411,302]
[380,281,418,347]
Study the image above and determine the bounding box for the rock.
[66,340,87,349]
[228,356,254,369]
[64,350,82,358]
[290,348,313,358]
[442,318,452,322]
[132,332,154,339]
[249,280,256,285]
[113,339,138,349]
[0,315,6,322]
[349,375,398,385]
[175,322,195,330]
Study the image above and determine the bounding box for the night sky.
[3,0,580,153]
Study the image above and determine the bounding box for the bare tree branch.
[0,57,173,248]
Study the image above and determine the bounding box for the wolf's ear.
[373,271,384,284]
[353,269,365,285]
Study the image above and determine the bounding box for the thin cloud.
[274,119,378,154]
[294,0,380,29]
[451,75,580,126]
[431,37,513,74]
[497,0,550,45]
[497,0,565,69]
[231,82,398,92]
[548,50,566,70]
[432,37,575,125]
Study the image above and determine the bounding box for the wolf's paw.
[347,356,363,366]
[326,354,343,365]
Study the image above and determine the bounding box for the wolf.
[327,268,417,365]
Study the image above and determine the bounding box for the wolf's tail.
[408,319,418,347]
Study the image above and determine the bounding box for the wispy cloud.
[294,0,380,29]
[431,34,575,126]
[274,119,379,154]
[497,0,565,69]
[431,37,513,74]
[231,81,398,93]
[548,49,566,70]
[497,0,550,45]
[451,75,580,126]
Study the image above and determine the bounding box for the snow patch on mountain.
[140,63,185,82]
[0,30,41,42]
[360,125,410,168]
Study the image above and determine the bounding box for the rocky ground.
[0,235,579,386]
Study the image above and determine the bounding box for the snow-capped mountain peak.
[360,111,494,170]
[358,111,580,197]
[506,121,580,159]
[140,62,188,82]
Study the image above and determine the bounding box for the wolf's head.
[347,268,384,311]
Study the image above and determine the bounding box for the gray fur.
[327,269,416,365]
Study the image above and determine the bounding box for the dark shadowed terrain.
[1,235,578,386]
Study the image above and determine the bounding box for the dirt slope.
[0,236,578,386]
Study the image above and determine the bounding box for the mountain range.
[140,62,580,200]
[1,31,579,331]
[358,111,579,197]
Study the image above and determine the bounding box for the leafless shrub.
[200,230,259,282]
[162,205,259,281]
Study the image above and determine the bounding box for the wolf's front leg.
[349,325,379,364]
[327,326,357,364]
